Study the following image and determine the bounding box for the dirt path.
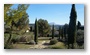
[29,41,49,49]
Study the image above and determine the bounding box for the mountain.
[29,23,64,30]
[49,22,64,30]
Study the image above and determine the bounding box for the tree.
[4,4,29,43]
[52,24,54,39]
[63,24,69,40]
[5,4,29,26]
[68,4,77,49]
[4,4,13,22]
[16,12,29,34]
[34,19,38,44]
[38,19,51,37]
[61,26,64,40]
[77,21,81,30]
[59,26,61,39]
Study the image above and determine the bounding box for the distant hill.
[29,23,64,30]
[49,24,64,30]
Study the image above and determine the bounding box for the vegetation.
[15,12,29,34]
[52,24,54,39]
[4,4,84,49]
[50,39,58,45]
[77,21,81,30]
[38,19,51,37]
[28,40,35,45]
[61,26,64,39]
[4,4,29,44]
[63,24,68,40]
[4,43,14,49]
[34,19,38,44]
[76,30,84,47]
[68,4,77,49]
[59,26,61,39]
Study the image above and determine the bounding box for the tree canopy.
[4,4,29,26]
[38,19,51,37]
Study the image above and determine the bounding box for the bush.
[4,43,13,49]
[19,32,34,42]
[19,36,27,42]
[50,39,58,45]
[26,35,34,42]
[28,40,35,45]
[76,30,84,46]
[11,37,19,44]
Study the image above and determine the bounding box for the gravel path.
[29,41,49,49]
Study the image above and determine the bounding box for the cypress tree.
[77,21,81,30]
[61,27,64,40]
[64,24,69,41]
[34,19,38,44]
[68,4,77,49]
[52,24,54,39]
[59,26,61,40]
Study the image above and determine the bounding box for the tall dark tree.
[52,24,54,39]
[34,19,38,44]
[59,26,61,40]
[68,4,77,49]
[61,26,64,39]
[77,21,81,30]
[63,24,69,40]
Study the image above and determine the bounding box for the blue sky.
[12,4,84,25]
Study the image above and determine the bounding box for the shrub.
[50,39,58,45]
[28,40,35,45]
[76,30,84,46]
[11,37,19,44]
[18,32,34,42]
[4,43,13,49]
[19,36,27,42]
[26,35,34,42]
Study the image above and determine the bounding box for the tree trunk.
[72,43,74,49]
[7,25,12,44]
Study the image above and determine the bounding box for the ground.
[12,39,66,49]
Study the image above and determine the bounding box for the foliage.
[76,30,84,46]
[4,4,29,43]
[38,19,51,37]
[15,12,29,33]
[4,32,34,44]
[59,26,61,39]
[28,40,35,45]
[52,24,54,39]
[77,21,81,30]
[4,33,10,42]
[4,4,29,25]
[4,4,13,22]
[61,26,64,39]
[50,39,58,45]
[68,4,77,48]
[34,19,38,44]
[4,43,13,49]
[63,24,69,41]
[11,35,20,44]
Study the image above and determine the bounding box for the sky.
[12,4,84,25]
